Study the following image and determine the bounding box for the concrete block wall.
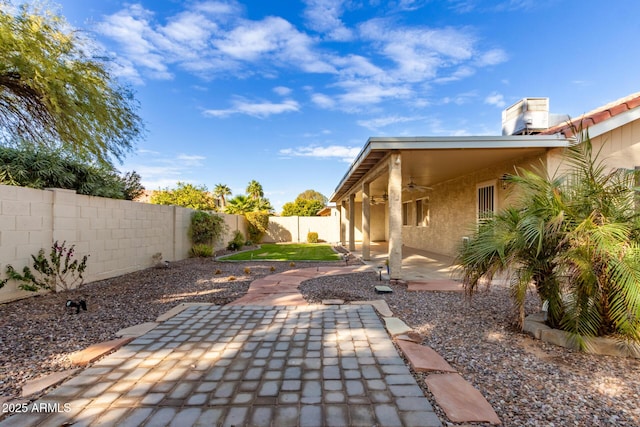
[0,185,247,303]
[265,215,340,243]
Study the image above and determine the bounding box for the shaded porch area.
[347,242,461,282]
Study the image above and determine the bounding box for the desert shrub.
[5,241,88,292]
[189,211,226,245]
[307,232,319,243]
[189,244,213,258]
[227,231,245,251]
[245,211,270,243]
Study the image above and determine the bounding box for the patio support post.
[340,200,347,246]
[388,152,402,279]
[348,193,356,252]
[362,181,370,261]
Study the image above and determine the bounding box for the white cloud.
[279,144,360,162]
[302,0,354,41]
[476,48,508,66]
[273,86,292,96]
[485,92,506,108]
[97,5,173,80]
[204,98,300,118]
[311,93,335,109]
[359,19,475,83]
[124,150,211,190]
[357,115,425,130]
[97,3,334,83]
[177,154,206,166]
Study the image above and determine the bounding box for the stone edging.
[524,312,640,359]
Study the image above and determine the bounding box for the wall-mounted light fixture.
[499,173,512,190]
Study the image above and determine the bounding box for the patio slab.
[21,369,79,397]
[383,317,413,336]
[395,340,457,373]
[350,300,394,317]
[68,337,134,367]
[407,280,464,292]
[425,373,501,425]
[116,322,158,338]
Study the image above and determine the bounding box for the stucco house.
[330,92,640,279]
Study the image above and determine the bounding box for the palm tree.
[224,195,254,215]
[213,183,232,208]
[246,180,264,200]
[457,131,640,346]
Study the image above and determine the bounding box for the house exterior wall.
[546,118,640,175]
[401,153,546,257]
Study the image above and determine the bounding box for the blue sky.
[48,0,639,211]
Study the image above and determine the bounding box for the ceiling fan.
[403,177,431,192]
[370,191,388,205]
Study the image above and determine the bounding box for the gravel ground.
[300,271,640,427]
[1,252,639,426]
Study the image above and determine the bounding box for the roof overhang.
[330,135,571,202]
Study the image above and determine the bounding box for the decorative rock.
[375,285,393,294]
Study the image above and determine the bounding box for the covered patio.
[346,242,459,282]
[330,135,570,280]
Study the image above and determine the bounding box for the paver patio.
[0,304,442,427]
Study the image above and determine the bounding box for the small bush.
[289,262,295,267]
[227,231,245,251]
[270,266,276,272]
[214,269,222,275]
[228,276,236,281]
[244,267,251,275]
[189,211,226,245]
[189,244,213,257]
[307,232,319,243]
[5,241,88,292]
[245,211,269,243]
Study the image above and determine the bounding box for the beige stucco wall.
[546,119,640,176]
[265,214,340,243]
[402,153,546,257]
[0,185,247,303]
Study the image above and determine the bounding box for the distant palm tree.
[213,183,232,207]
[224,195,254,215]
[246,180,264,200]
[457,131,640,347]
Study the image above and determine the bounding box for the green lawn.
[220,243,342,261]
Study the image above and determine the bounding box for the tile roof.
[540,92,640,137]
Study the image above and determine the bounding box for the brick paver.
[0,305,441,427]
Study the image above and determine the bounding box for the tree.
[0,2,143,165]
[246,180,264,200]
[297,189,328,204]
[224,195,254,215]
[0,145,140,199]
[282,199,325,216]
[213,183,232,207]
[118,170,145,200]
[150,182,217,211]
[281,189,327,216]
[457,131,640,346]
